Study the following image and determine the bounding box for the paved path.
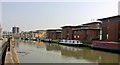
[5,39,20,65]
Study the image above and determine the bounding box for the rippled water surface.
[16,40,120,63]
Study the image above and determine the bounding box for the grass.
[40,38,46,41]
[52,39,60,43]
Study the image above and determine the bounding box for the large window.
[74,36,76,38]
[107,33,108,40]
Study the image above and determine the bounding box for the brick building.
[98,15,120,42]
[73,29,87,40]
[61,26,75,40]
[61,22,101,41]
[35,30,46,39]
[46,29,62,40]
[73,22,101,40]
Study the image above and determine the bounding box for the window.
[65,40,67,42]
[74,31,76,33]
[74,36,76,38]
[107,34,108,40]
[73,41,75,43]
[67,33,69,35]
[108,19,110,22]
[78,36,79,38]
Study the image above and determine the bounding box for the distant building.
[3,31,12,38]
[98,15,120,42]
[46,29,62,40]
[35,30,46,39]
[12,26,19,34]
[19,30,47,39]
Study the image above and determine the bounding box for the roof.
[61,26,76,28]
[72,25,89,28]
[47,29,62,31]
[61,25,89,28]
[82,22,101,25]
[98,15,120,21]
[74,28,100,31]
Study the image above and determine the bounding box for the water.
[16,40,120,63]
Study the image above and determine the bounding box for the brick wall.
[46,30,62,40]
[87,30,100,40]
[62,27,73,40]
[99,16,120,42]
[73,30,87,40]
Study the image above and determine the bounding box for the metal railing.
[0,38,9,65]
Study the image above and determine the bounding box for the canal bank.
[16,40,120,64]
[5,38,20,64]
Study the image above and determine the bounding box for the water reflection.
[60,45,119,63]
[46,43,61,51]
[16,40,120,63]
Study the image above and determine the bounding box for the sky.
[1,0,120,32]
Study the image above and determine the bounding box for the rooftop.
[61,26,76,28]
[98,15,120,21]
[47,29,62,31]
[82,22,101,25]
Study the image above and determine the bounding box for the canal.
[16,40,120,63]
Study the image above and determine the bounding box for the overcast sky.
[1,0,120,32]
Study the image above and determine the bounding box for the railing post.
[8,37,11,51]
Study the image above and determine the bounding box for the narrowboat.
[59,39,83,45]
[92,41,120,51]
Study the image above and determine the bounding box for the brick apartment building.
[98,15,120,42]
[72,26,88,40]
[61,22,101,41]
[61,26,75,40]
[46,29,62,40]
[73,22,101,40]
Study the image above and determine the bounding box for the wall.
[62,27,73,40]
[101,17,120,42]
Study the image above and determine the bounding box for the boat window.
[77,41,79,43]
[73,41,74,43]
[65,40,67,42]
[69,41,71,43]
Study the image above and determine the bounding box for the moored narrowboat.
[59,39,83,45]
[92,41,120,51]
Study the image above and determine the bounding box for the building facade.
[46,29,62,40]
[61,26,75,40]
[73,29,87,40]
[98,15,120,42]
[73,22,101,40]
[61,22,101,41]
[35,30,46,39]
[12,27,19,34]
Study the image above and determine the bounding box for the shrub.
[80,40,92,45]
